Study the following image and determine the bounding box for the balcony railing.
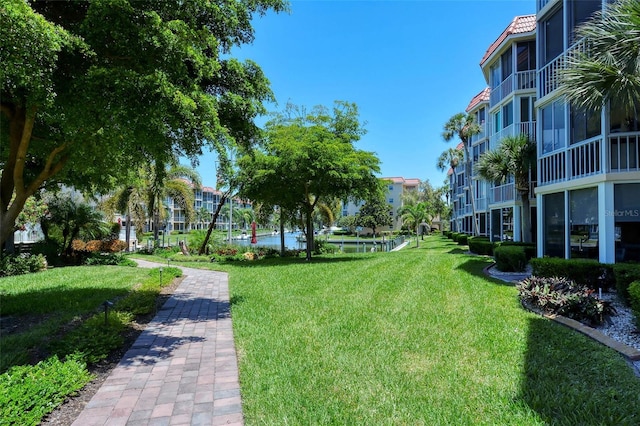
[475,197,488,211]
[490,121,536,148]
[539,138,602,185]
[471,121,488,144]
[490,182,515,204]
[609,133,640,172]
[490,70,536,107]
[538,39,587,99]
[568,137,602,178]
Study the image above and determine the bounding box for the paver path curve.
[72,260,243,426]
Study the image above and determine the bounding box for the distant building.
[342,177,421,232]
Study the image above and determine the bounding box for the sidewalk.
[71,260,243,426]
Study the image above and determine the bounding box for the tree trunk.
[305,206,314,261]
[520,192,532,243]
[279,213,285,257]
[198,194,228,255]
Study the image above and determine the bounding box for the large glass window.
[570,188,598,259]
[503,101,514,128]
[478,107,486,125]
[610,102,640,133]
[570,0,601,44]
[541,100,566,154]
[544,192,565,258]
[571,106,601,144]
[501,48,513,82]
[516,41,536,71]
[490,63,501,89]
[543,7,564,65]
[614,184,640,262]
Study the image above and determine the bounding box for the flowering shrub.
[517,276,616,326]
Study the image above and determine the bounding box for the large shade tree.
[560,0,640,117]
[442,113,481,236]
[475,134,536,243]
[0,0,287,249]
[239,102,381,261]
[355,194,393,238]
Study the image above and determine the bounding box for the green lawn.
[222,237,640,425]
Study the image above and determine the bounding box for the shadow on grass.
[454,257,516,287]
[447,248,468,255]
[519,317,640,424]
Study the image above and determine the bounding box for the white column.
[564,189,570,259]
[537,193,544,258]
[513,204,522,242]
[598,181,615,263]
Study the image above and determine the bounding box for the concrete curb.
[482,262,640,362]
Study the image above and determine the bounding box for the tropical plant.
[398,202,431,247]
[475,134,536,242]
[40,193,110,257]
[436,147,464,175]
[196,206,211,230]
[442,113,481,235]
[560,0,640,118]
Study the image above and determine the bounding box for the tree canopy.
[238,101,381,260]
[355,194,392,237]
[0,0,288,247]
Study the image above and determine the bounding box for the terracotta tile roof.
[480,15,536,66]
[382,177,421,186]
[465,87,490,112]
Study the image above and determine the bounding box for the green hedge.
[494,246,527,272]
[468,237,493,256]
[612,263,640,304]
[494,241,536,260]
[629,280,640,324]
[450,232,460,241]
[457,234,468,245]
[529,257,613,290]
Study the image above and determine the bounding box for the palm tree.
[560,0,640,116]
[196,206,211,230]
[475,134,536,243]
[147,162,201,240]
[436,147,464,175]
[236,207,255,230]
[398,202,431,248]
[442,113,481,236]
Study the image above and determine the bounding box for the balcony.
[609,133,640,172]
[470,121,488,144]
[475,197,488,211]
[490,121,536,148]
[538,39,587,99]
[539,138,603,185]
[490,71,536,107]
[490,182,515,204]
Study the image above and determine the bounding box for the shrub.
[0,254,47,277]
[456,234,468,245]
[517,276,616,326]
[629,281,640,325]
[0,354,92,426]
[314,239,337,254]
[613,263,640,304]
[530,257,611,290]
[83,253,136,267]
[494,245,527,272]
[495,241,536,260]
[450,232,459,242]
[468,237,493,256]
[51,311,132,364]
[101,239,127,253]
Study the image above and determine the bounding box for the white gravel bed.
[596,292,640,351]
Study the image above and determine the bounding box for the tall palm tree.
[436,147,464,175]
[475,134,536,243]
[147,162,201,240]
[560,0,640,116]
[196,206,211,230]
[442,113,481,236]
[398,202,431,248]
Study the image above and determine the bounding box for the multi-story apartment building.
[449,15,537,242]
[342,177,421,231]
[535,0,640,263]
[449,1,640,264]
[482,14,537,242]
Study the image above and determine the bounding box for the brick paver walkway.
[72,260,243,426]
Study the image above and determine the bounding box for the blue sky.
[191,0,535,189]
